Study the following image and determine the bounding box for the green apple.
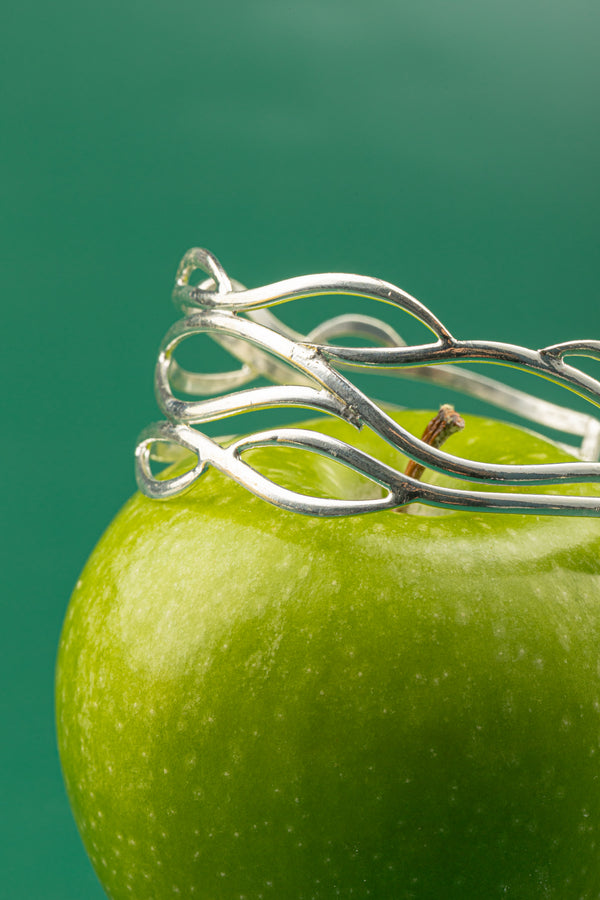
[56,409,600,899]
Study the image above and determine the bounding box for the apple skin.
[56,410,600,899]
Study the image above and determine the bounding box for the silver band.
[135,248,600,517]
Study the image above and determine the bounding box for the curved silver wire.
[135,248,600,517]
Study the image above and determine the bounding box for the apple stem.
[404,404,465,482]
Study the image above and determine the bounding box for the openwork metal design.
[135,248,600,517]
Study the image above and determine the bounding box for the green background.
[2,1,599,897]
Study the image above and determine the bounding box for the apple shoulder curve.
[135,248,600,518]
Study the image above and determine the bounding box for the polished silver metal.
[135,247,600,517]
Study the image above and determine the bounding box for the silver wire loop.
[135,248,600,517]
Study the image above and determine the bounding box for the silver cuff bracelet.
[135,248,600,518]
